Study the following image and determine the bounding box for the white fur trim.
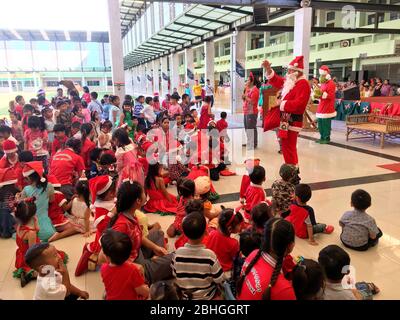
[316,111,337,119]
[293,63,298,67]
[58,199,67,207]
[4,148,17,154]
[40,177,46,183]
[97,177,113,195]
[319,69,328,75]
[94,211,115,228]
[51,183,61,188]
[280,100,287,111]
[325,74,331,80]
[23,170,35,177]
[288,126,302,132]
[322,92,328,99]
[266,69,275,80]
[93,200,116,211]
[0,179,17,187]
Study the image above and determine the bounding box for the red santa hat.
[0,168,18,187]
[288,56,305,73]
[89,175,113,204]
[23,161,46,183]
[3,140,17,154]
[47,175,61,188]
[319,65,331,80]
[154,92,159,97]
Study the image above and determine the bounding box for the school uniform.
[48,191,69,231]
[244,183,267,220]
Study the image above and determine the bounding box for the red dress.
[198,104,211,130]
[112,213,142,261]
[14,225,40,276]
[144,180,178,215]
[172,197,188,232]
[206,230,239,272]
[48,191,69,230]
[81,138,96,170]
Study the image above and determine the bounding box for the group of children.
[0,87,383,300]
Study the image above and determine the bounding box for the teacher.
[242,72,260,150]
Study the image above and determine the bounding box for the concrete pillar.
[152,59,160,95]
[185,48,195,86]
[342,66,347,81]
[293,7,312,78]
[170,53,180,93]
[204,41,215,86]
[352,58,360,71]
[107,0,125,97]
[160,56,169,97]
[230,31,246,113]
[313,61,319,78]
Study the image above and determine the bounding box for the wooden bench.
[346,114,400,148]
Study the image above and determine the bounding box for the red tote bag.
[263,106,281,132]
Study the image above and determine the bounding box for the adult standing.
[193,80,203,109]
[242,72,260,150]
[204,79,215,108]
[380,79,392,97]
[373,78,383,97]
[262,56,311,167]
[315,65,337,144]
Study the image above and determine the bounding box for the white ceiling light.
[40,29,49,41]
[64,30,71,41]
[87,31,92,42]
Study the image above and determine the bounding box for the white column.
[160,56,169,97]
[204,41,215,85]
[152,59,160,94]
[125,69,133,94]
[185,48,195,86]
[107,0,125,97]
[170,53,180,93]
[230,31,246,113]
[293,7,312,79]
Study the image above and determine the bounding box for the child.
[100,229,150,300]
[72,104,85,124]
[0,139,19,169]
[250,202,274,234]
[194,176,221,223]
[68,180,93,237]
[271,163,298,218]
[80,123,96,170]
[143,96,157,127]
[99,153,117,179]
[198,96,213,130]
[14,198,39,287]
[144,162,178,215]
[286,184,334,246]
[15,95,25,119]
[0,168,18,238]
[237,218,296,300]
[190,108,199,126]
[87,148,103,179]
[52,124,67,155]
[172,212,225,300]
[98,120,113,150]
[42,107,55,145]
[168,93,183,118]
[239,158,259,203]
[167,178,195,238]
[9,112,23,147]
[71,121,82,139]
[119,101,135,139]
[21,161,56,242]
[24,116,49,173]
[339,189,383,251]
[292,258,325,300]
[25,243,89,300]
[75,175,117,276]
[206,208,243,277]
[55,100,72,134]
[22,104,34,132]
[15,151,34,190]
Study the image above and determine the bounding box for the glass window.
[0,81,9,87]
[223,42,230,56]
[154,2,160,32]
[87,80,100,86]
[140,16,146,42]
[163,2,170,25]
[146,10,153,37]
[6,41,33,71]
[103,43,111,71]
[46,81,59,87]
[57,42,82,71]
[175,3,184,16]
[250,33,264,50]
[81,42,105,71]
[326,12,335,21]
[0,41,7,71]
[107,80,113,86]
[24,80,34,87]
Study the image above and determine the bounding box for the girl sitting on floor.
[144,162,178,216]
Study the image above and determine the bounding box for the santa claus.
[314,65,337,144]
[262,56,311,166]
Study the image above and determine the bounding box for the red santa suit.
[239,158,260,201]
[266,56,311,165]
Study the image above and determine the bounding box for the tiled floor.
[2,121,400,299]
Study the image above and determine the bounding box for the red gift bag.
[263,107,281,132]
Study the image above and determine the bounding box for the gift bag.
[263,106,281,132]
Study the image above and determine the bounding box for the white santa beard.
[281,73,298,99]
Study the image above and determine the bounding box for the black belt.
[290,114,303,122]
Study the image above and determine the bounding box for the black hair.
[177,178,195,198]
[75,180,90,208]
[71,121,82,131]
[153,96,159,103]
[251,202,273,231]
[37,96,46,106]
[219,208,244,236]
[27,172,48,194]
[56,100,67,109]
[19,151,34,163]
[27,115,45,131]
[112,128,131,148]
[125,94,133,102]
[100,229,132,265]
[292,259,325,300]
[109,95,120,105]
[295,184,312,203]
[351,189,371,211]
[0,125,12,135]
[53,124,66,133]
[101,120,113,130]
[220,112,227,119]
[99,153,116,166]
[150,281,179,300]
[90,92,98,100]
[72,96,81,103]
[103,94,109,98]
[185,199,204,215]
[15,95,24,103]
[90,148,103,162]
[15,200,37,225]
[145,97,153,104]
[23,104,34,113]
[80,123,93,146]
[83,86,90,93]
[136,95,145,102]
[318,245,350,281]
[204,96,212,104]
[145,163,160,190]
[249,165,266,185]
[239,230,262,257]
[66,138,82,155]
[25,243,50,270]
[182,212,206,241]
[110,181,143,228]
[182,94,189,101]
[29,98,38,104]
[237,218,295,300]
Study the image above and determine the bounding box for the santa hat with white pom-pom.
[319,65,332,80]
[23,161,46,183]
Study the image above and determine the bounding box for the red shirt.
[80,138,96,169]
[206,230,239,272]
[112,213,142,261]
[48,191,68,227]
[285,203,310,239]
[51,136,67,155]
[49,148,85,185]
[24,129,48,156]
[237,251,296,300]
[101,261,145,300]
[243,86,259,115]
[15,104,23,119]
[244,184,267,219]
[198,104,211,130]
[216,119,228,132]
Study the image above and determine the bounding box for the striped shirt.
[172,243,224,300]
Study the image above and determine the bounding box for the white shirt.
[142,104,156,123]
[204,84,214,96]
[33,271,67,300]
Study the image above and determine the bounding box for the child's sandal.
[367,282,380,295]
[88,254,98,271]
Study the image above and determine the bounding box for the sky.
[0,0,110,31]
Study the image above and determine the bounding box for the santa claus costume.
[75,175,116,276]
[0,140,19,169]
[315,65,337,144]
[263,56,311,166]
[0,168,18,238]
